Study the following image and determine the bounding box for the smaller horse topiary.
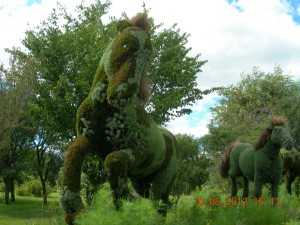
[281,148,300,196]
[219,117,293,201]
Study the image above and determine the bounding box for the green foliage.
[60,186,82,214]
[75,183,300,225]
[0,51,36,204]
[21,1,113,140]
[148,23,209,124]
[16,178,53,197]
[2,184,300,225]
[203,66,300,156]
[172,134,211,195]
[0,181,4,192]
[81,155,106,194]
[77,187,164,225]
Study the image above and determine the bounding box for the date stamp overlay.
[194,197,281,207]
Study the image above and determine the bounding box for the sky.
[1,0,300,137]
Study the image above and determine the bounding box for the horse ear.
[117,20,131,32]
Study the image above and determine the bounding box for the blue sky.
[284,0,300,23]
[25,0,41,7]
[227,0,300,23]
[1,0,300,137]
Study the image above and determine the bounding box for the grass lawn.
[0,192,65,225]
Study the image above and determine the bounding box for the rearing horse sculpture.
[60,12,177,224]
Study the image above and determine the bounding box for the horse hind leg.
[285,171,292,195]
[150,135,177,216]
[242,176,249,198]
[150,168,177,217]
[295,176,300,197]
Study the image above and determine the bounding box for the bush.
[0,182,4,192]
[17,178,53,197]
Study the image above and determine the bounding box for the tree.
[147,23,208,124]
[172,134,211,195]
[203,66,300,156]
[19,0,210,136]
[0,50,35,204]
[19,1,112,204]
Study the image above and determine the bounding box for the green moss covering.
[219,117,293,200]
[281,148,300,196]
[60,12,177,224]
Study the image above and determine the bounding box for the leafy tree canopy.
[203,66,300,155]
[172,134,211,195]
[6,0,211,141]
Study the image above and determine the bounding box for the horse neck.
[260,140,281,159]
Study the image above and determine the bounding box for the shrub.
[0,181,4,192]
[16,178,53,197]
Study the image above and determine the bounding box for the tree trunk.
[10,177,15,202]
[41,179,47,205]
[3,177,10,204]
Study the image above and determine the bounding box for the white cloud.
[165,93,220,137]
[1,0,300,137]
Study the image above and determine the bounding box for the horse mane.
[116,12,152,104]
[252,116,287,150]
[131,12,151,104]
[129,12,150,31]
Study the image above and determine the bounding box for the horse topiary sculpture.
[219,117,293,201]
[60,12,178,224]
[281,148,300,196]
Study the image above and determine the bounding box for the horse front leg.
[270,182,279,198]
[270,181,280,206]
[60,136,91,225]
[254,175,263,198]
[104,149,134,210]
[230,176,238,197]
[285,171,292,195]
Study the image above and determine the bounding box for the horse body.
[219,117,293,199]
[60,13,177,224]
[229,143,253,177]
[281,148,300,196]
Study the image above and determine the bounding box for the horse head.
[269,124,293,150]
[280,148,296,174]
[101,12,152,108]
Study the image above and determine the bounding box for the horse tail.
[218,141,240,178]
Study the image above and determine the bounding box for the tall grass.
[77,184,300,225]
[1,183,300,225]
